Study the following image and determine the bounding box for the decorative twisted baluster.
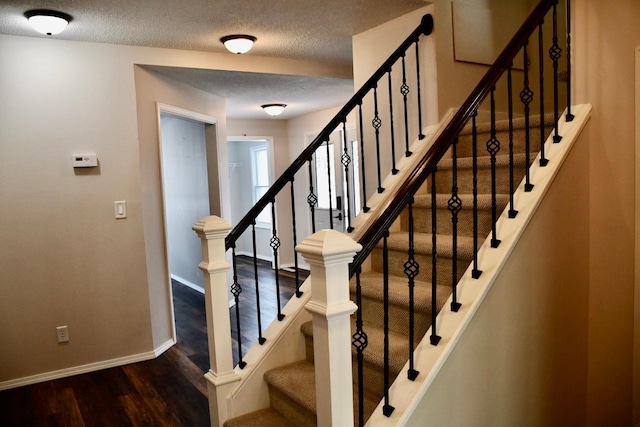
[307,158,317,233]
[341,121,354,232]
[549,2,563,143]
[373,86,384,194]
[269,202,284,321]
[352,268,368,426]
[449,138,462,312]
[403,198,420,380]
[401,54,412,157]
[230,246,246,369]
[508,65,518,218]
[487,88,501,249]
[520,42,535,192]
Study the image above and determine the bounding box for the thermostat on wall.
[72,154,98,168]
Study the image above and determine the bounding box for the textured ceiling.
[0,0,430,119]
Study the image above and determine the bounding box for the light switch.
[114,201,127,219]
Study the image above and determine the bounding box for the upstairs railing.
[225,13,435,369]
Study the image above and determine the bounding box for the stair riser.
[268,386,316,427]
[456,126,548,158]
[435,163,529,194]
[400,204,499,238]
[303,333,410,399]
[372,248,472,284]
[359,294,431,338]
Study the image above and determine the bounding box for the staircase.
[224,115,555,426]
[197,1,578,425]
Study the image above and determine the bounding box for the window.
[251,146,271,225]
[315,142,336,209]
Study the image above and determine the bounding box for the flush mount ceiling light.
[220,34,257,54]
[261,104,287,117]
[25,9,72,36]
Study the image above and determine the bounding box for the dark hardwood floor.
[0,257,304,426]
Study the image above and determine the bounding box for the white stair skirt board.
[0,338,175,392]
[365,104,592,426]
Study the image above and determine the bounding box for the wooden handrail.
[225,14,434,250]
[350,0,557,271]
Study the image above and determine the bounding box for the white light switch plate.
[114,201,127,219]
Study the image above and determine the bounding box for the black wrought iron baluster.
[521,42,535,192]
[269,201,284,321]
[358,102,370,213]
[307,158,317,233]
[471,111,482,279]
[290,178,302,297]
[508,64,518,218]
[550,2,562,143]
[565,0,575,122]
[487,88,501,249]
[382,230,395,416]
[231,246,246,369]
[430,169,441,345]
[352,268,368,426]
[387,70,399,175]
[341,121,354,232]
[404,198,419,380]
[415,40,425,140]
[539,23,549,167]
[401,54,412,157]
[326,141,334,229]
[252,221,266,345]
[449,138,462,312]
[373,86,385,193]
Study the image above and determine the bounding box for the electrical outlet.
[56,325,69,343]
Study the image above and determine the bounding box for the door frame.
[156,102,219,342]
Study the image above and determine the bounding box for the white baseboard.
[0,339,175,391]
[171,274,204,294]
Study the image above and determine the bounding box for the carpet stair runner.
[224,115,554,426]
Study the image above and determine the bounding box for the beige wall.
[407,120,591,426]
[573,1,638,425]
[0,32,351,387]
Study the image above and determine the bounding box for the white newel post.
[296,230,362,427]
[193,216,241,427]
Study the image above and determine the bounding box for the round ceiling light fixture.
[25,9,72,36]
[220,34,257,54]
[261,104,287,117]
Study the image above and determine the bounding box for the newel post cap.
[296,229,362,266]
[192,215,232,240]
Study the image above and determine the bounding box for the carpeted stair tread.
[353,272,451,315]
[224,408,294,427]
[460,113,556,135]
[412,193,510,211]
[264,360,317,415]
[438,152,533,170]
[384,231,475,260]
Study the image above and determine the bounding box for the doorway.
[227,137,276,264]
[157,104,218,341]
